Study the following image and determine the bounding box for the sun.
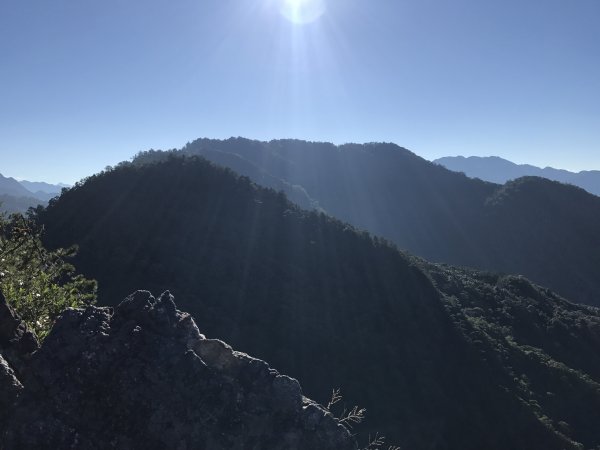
[280,0,326,24]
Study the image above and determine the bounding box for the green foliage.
[0,213,97,339]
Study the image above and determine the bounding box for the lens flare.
[280,0,326,24]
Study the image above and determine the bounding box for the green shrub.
[0,212,96,339]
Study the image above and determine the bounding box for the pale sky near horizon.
[1,0,599,184]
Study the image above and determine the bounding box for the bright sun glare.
[280,0,326,24]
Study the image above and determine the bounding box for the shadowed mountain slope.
[37,157,600,449]
[132,138,600,306]
[0,194,43,214]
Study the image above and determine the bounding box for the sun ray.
[280,0,326,24]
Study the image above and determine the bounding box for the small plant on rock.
[326,388,401,450]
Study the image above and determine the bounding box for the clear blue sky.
[1,0,599,183]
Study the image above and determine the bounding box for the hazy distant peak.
[434,155,600,196]
[0,172,35,198]
[18,180,69,195]
[0,173,69,211]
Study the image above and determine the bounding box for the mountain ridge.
[0,174,35,199]
[17,180,68,195]
[129,138,600,306]
[434,155,600,196]
[0,173,68,213]
[36,155,600,449]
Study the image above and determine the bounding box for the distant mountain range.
[126,139,600,306]
[434,156,600,196]
[18,179,69,195]
[0,173,67,213]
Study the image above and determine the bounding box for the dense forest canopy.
[129,138,600,307]
[36,156,600,449]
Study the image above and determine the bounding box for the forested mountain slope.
[37,157,600,449]
[0,194,43,214]
[134,138,600,306]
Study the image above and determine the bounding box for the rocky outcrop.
[0,291,356,449]
[0,292,38,434]
[0,291,39,374]
[0,353,22,430]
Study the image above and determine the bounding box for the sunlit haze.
[280,0,326,24]
[1,0,599,183]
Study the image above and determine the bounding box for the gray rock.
[0,290,37,436]
[0,291,39,375]
[0,354,22,429]
[0,290,356,449]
